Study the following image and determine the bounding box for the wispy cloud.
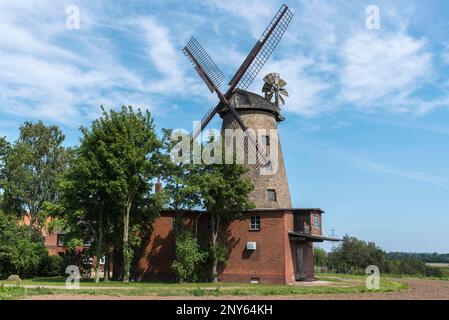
[1,0,449,128]
[340,31,433,108]
[311,140,448,187]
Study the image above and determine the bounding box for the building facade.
[134,208,337,284]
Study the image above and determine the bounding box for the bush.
[424,266,443,278]
[61,249,92,280]
[38,255,64,277]
[314,248,328,267]
[172,230,207,282]
[327,236,389,273]
[0,211,48,279]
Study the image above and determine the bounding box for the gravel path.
[26,278,449,300]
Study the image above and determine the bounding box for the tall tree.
[160,129,201,232]
[192,138,254,282]
[61,144,112,283]
[80,106,162,282]
[0,137,10,205]
[1,122,68,233]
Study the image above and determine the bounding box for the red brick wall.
[218,211,288,284]
[134,210,295,284]
[134,212,175,281]
[44,233,66,256]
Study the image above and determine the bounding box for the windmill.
[262,73,289,108]
[183,4,294,208]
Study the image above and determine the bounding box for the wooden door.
[295,242,307,281]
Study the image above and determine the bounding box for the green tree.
[192,138,254,282]
[160,129,201,212]
[0,137,10,205]
[313,248,328,267]
[1,122,69,233]
[328,236,388,273]
[77,106,163,283]
[0,209,48,278]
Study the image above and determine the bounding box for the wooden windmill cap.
[219,89,285,122]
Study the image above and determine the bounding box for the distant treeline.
[314,236,449,278]
[387,252,449,263]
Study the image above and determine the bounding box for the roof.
[289,231,342,242]
[219,89,284,122]
[161,208,325,214]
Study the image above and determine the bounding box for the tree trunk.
[95,209,103,283]
[104,249,110,282]
[122,198,132,283]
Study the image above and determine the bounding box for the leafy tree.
[0,137,9,205]
[1,122,69,233]
[160,129,201,213]
[0,210,48,278]
[74,106,163,283]
[172,230,207,282]
[328,236,388,273]
[192,137,254,282]
[313,248,328,267]
[38,255,64,277]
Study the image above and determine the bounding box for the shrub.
[172,230,207,282]
[327,236,389,273]
[38,255,64,277]
[61,249,92,280]
[424,266,443,278]
[0,211,48,279]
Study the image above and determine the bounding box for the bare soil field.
[26,278,449,300]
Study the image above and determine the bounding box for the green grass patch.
[0,273,408,299]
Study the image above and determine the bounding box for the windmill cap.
[219,89,285,122]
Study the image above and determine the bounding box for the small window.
[312,215,321,229]
[250,216,260,231]
[263,161,272,171]
[267,189,277,202]
[263,135,270,146]
[57,234,66,247]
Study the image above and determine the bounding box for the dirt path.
[25,278,449,300]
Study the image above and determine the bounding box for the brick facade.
[134,208,323,284]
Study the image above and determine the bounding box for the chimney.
[155,177,163,193]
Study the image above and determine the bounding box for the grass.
[0,273,407,299]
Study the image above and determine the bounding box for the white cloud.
[133,18,185,93]
[340,31,432,108]
[206,0,278,39]
[249,56,333,116]
[443,46,449,65]
[0,0,448,127]
[0,2,199,125]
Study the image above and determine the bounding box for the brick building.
[134,90,340,284]
[134,208,338,284]
[34,90,339,284]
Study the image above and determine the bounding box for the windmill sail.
[183,37,225,93]
[227,4,293,93]
[182,4,293,172]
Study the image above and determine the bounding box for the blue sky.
[1,0,448,252]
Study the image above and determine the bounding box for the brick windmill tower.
[182,5,294,209]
